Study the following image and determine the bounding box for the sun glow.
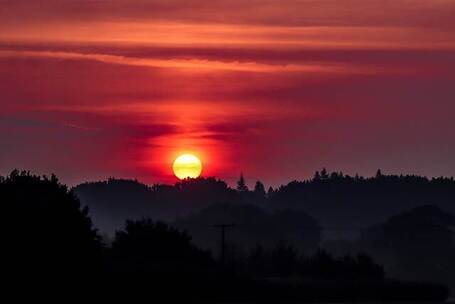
[172,154,202,180]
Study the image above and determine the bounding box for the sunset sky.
[1,0,455,186]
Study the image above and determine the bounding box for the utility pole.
[213,224,235,265]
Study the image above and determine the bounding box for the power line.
[213,223,235,264]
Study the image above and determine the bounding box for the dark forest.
[3,169,454,301]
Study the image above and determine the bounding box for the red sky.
[1,0,455,186]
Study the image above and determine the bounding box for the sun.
[173,154,202,180]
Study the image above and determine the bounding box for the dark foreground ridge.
[2,170,451,301]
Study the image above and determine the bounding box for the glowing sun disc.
[173,154,202,179]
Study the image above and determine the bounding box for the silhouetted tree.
[270,241,299,276]
[111,218,212,272]
[240,244,385,282]
[309,249,337,278]
[236,173,249,192]
[330,172,340,179]
[267,186,275,197]
[320,168,329,180]
[360,205,455,285]
[245,244,268,276]
[353,253,385,280]
[2,170,102,275]
[253,181,266,198]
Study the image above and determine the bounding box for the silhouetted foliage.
[267,186,275,197]
[76,169,455,237]
[253,180,266,198]
[2,170,451,301]
[361,205,455,287]
[74,177,237,235]
[267,168,455,231]
[110,218,212,272]
[71,169,455,295]
[239,244,384,280]
[174,203,321,255]
[321,168,329,178]
[2,170,102,275]
[236,173,249,192]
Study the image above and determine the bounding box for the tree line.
[2,170,452,301]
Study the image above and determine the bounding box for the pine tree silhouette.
[236,173,249,192]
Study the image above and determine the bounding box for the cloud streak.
[1,0,455,185]
[2,0,455,29]
[0,49,378,74]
